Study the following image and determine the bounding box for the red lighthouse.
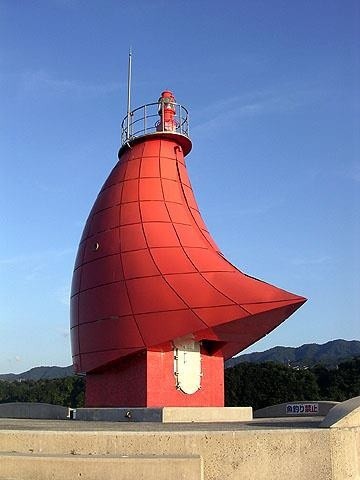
[70,90,306,408]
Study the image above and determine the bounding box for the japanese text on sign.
[286,403,319,415]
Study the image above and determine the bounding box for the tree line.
[225,357,360,410]
[0,376,85,408]
[0,357,358,410]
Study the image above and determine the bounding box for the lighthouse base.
[84,347,224,408]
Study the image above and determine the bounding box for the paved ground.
[0,417,324,432]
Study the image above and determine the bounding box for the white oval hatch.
[173,338,202,394]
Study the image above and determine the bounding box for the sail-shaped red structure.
[70,91,306,407]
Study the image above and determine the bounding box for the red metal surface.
[70,92,306,406]
[85,347,224,408]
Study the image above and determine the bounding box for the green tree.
[225,362,320,409]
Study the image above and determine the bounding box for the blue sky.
[1,0,359,373]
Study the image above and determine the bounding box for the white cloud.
[20,70,121,97]
[192,86,324,134]
[55,326,70,339]
[234,199,283,216]
[291,255,332,266]
[346,162,360,183]
[0,247,74,267]
[54,284,71,307]
[0,248,75,284]
[0,69,121,99]
[7,355,22,366]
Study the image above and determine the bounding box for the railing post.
[178,104,182,134]
[144,105,147,135]
[162,101,164,131]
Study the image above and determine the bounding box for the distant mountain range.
[1,339,359,381]
[225,339,360,368]
[0,365,74,382]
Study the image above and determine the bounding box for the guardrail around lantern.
[121,101,190,146]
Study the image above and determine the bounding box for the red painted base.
[85,347,224,408]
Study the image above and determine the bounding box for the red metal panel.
[143,222,180,248]
[83,229,120,264]
[126,276,187,315]
[243,299,303,315]
[119,202,141,225]
[159,157,178,180]
[78,282,132,324]
[89,206,120,235]
[70,295,79,328]
[121,179,139,203]
[193,304,249,328]
[70,267,81,296]
[174,223,208,248]
[159,139,177,159]
[203,271,300,304]
[189,207,210,233]
[128,142,145,159]
[81,348,142,376]
[166,202,192,224]
[80,255,123,291]
[92,184,123,213]
[139,178,163,201]
[140,156,160,178]
[150,247,196,274]
[102,160,127,189]
[184,247,234,272]
[182,184,199,210]
[79,316,144,352]
[142,139,160,157]
[135,310,207,346]
[165,273,234,308]
[140,200,170,222]
[124,157,141,180]
[120,224,147,251]
[177,162,191,187]
[73,242,86,269]
[161,178,184,203]
[122,249,159,279]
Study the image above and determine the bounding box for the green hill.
[226,339,360,368]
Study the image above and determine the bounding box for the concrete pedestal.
[74,406,253,423]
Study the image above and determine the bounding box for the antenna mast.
[126,47,132,141]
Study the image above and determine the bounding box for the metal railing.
[121,101,190,146]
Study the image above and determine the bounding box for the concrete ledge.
[74,407,162,422]
[74,406,252,423]
[254,401,338,418]
[0,403,69,420]
[320,396,360,428]
[162,406,252,423]
[0,452,202,480]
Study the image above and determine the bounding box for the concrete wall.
[0,427,333,480]
[0,453,202,480]
[0,402,69,420]
[254,400,338,418]
[0,397,359,480]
